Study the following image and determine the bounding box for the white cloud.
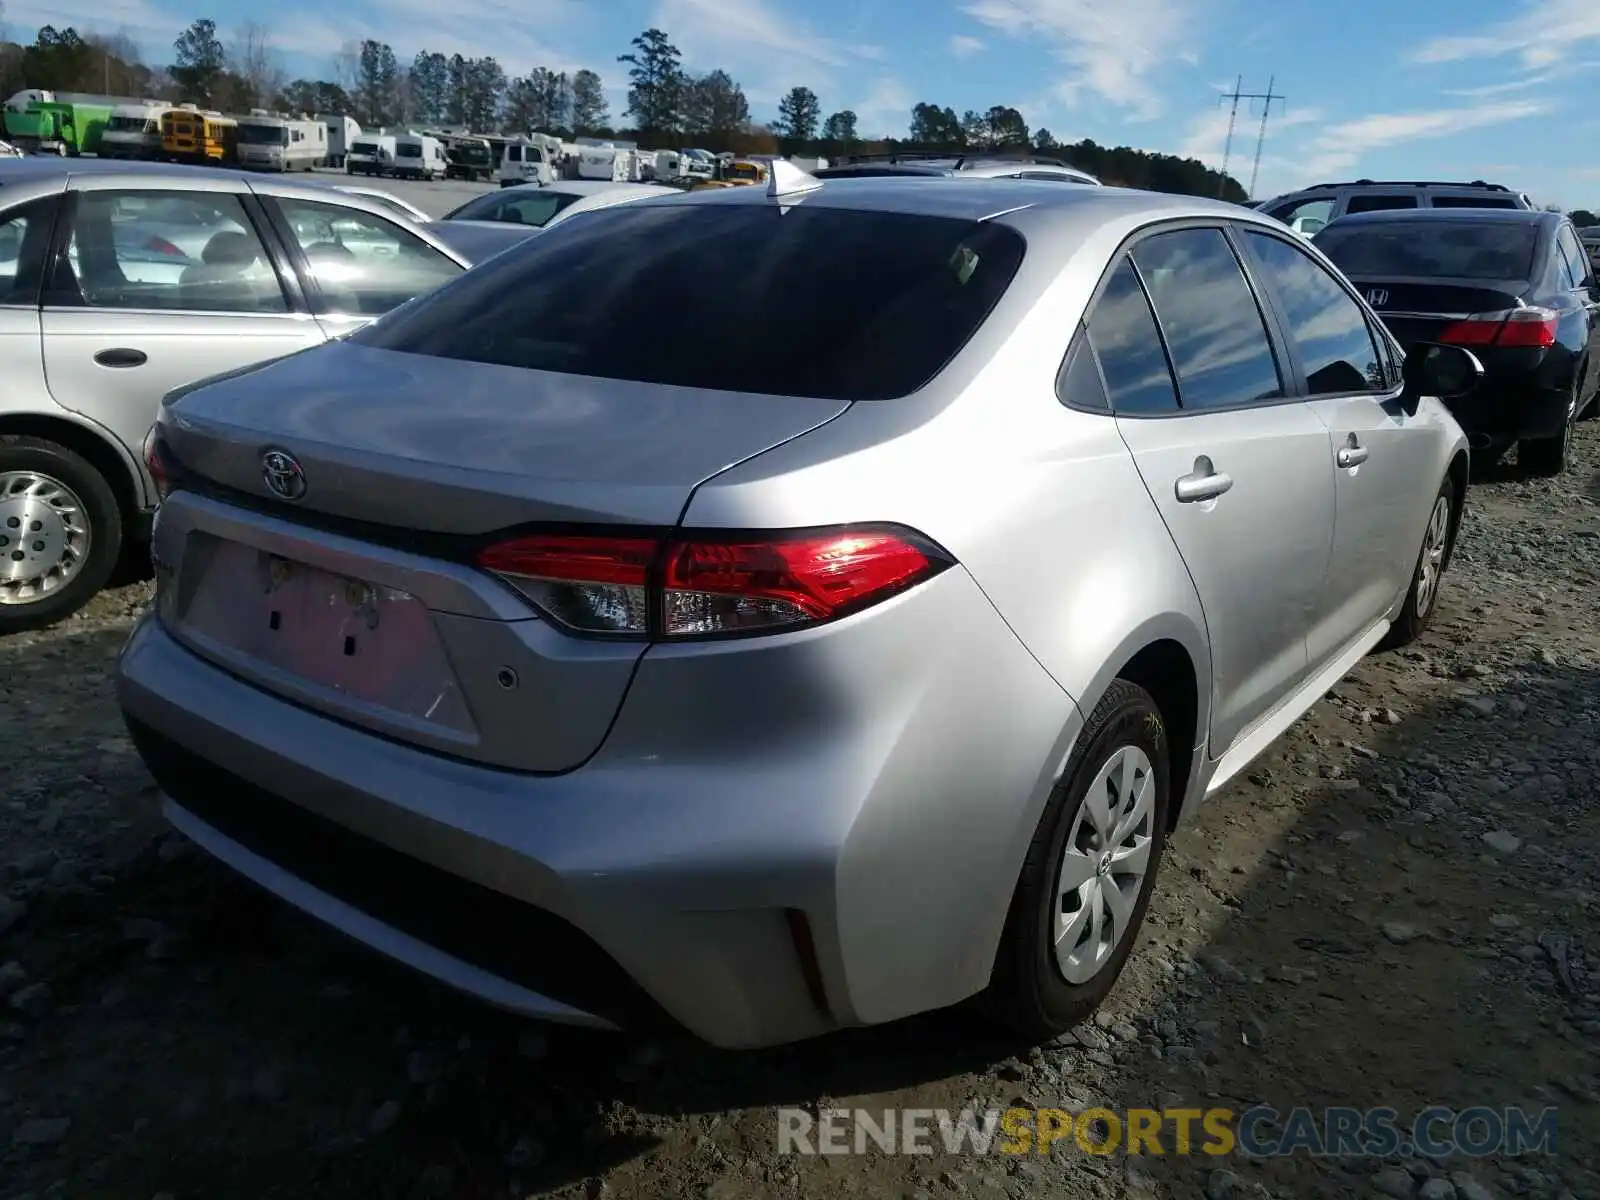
[1410,0,1600,69]
[960,0,1192,119]
[949,34,985,56]
[850,77,914,139]
[1299,99,1549,179]
[652,0,877,105]
[1441,74,1553,97]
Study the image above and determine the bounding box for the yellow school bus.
[161,109,238,165]
[724,159,768,185]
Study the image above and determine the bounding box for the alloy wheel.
[1054,744,1157,985]
[0,470,92,606]
[1414,493,1450,620]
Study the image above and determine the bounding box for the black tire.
[1519,389,1576,477]
[0,436,123,635]
[1382,475,1454,651]
[988,679,1171,1042]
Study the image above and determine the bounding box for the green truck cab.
[445,137,495,182]
[2,101,112,156]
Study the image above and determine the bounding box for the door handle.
[1337,441,1370,468]
[93,347,147,368]
[1174,456,1233,503]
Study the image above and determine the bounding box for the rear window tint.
[1345,195,1418,213]
[1314,221,1539,280]
[354,204,1026,401]
[1428,195,1520,209]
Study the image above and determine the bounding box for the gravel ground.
[2,430,1598,1200]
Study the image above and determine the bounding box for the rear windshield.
[1315,220,1540,280]
[444,188,580,225]
[353,204,1026,401]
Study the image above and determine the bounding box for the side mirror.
[1400,342,1484,415]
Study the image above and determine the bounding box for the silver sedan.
[119,171,1477,1049]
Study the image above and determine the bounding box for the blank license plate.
[176,539,468,726]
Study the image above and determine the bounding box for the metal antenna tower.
[1216,75,1242,197]
[1247,76,1284,200]
[1214,77,1283,199]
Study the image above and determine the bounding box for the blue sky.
[4,0,1597,207]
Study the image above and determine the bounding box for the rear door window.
[1344,195,1420,214]
[354,205,1027,401]
[273,196,461,316]
[1556,226,1589,286]
[1130,227,1284,411]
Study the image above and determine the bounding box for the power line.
[1214,77,1284,200]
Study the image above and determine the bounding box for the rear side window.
[1556,226,1589,286]
[1130,228,1284,411]
[1083,258,1176,415]
[0,197,55,304]
[1429,195,1519,209]
[1345,195,1419,214]
[1315,220,1539,280]
[355,205,1026,401]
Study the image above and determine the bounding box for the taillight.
[476,526,954,640]
[1439,306,1557,349]
[144,236,184,256]
[142,427,182,499]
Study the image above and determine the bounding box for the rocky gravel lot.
[2,431,1598,1200]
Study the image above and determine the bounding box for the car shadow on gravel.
[3,631,1596,1199]
[1084,653,1600,1200]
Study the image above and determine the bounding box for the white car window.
[275,196,462,317]
[58,189,287,314]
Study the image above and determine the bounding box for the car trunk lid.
[153,341,849,772]
[1345,276,1528,348]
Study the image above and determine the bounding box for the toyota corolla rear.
[115,192,1082,1049]
[1314,212,1580,450]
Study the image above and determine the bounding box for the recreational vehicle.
[497,134,561,187]
[391,132,446,180]
[161,107,237,165]
[574,143,645,182]
[346,134,396,176]
[100,102,171,159]
[236,113,327,171]
[322,115,361,169]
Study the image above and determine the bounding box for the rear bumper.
[116,563,1081,1049]
[1445,378,1571,445]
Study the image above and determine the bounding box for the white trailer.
[237,114,327,171]
[497,134,562,187]
[390,132,446,180]
[100,102,171,160]
[346,133,397,176]
[322,115,361,169]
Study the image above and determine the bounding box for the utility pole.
[1213,77,1283,200]
[1216,75,1242,198]
[1248,76,1284,201]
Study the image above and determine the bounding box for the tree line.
[1,15,1248,199]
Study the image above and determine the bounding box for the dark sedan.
[1314,208,1600,476]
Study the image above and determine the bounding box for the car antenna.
[767,159,823,203]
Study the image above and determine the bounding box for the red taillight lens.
[142,426,179,499]
[144,236,183,256]
[476,526,953,640]
[477,535,657,634]
[1439,307,1557,350]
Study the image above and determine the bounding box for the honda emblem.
[1365,288,1389,308]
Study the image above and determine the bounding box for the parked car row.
[1249,178,1598,476]
[109,161,1488,1053]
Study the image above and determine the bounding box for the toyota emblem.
[261,448,306,500]
[1365,288,1389,308]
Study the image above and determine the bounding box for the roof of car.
[625,174,1258,229]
